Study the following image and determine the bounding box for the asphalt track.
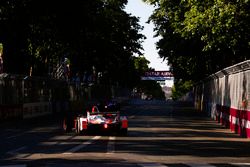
[0,99,250,167]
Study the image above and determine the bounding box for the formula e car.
[63,101,128,135]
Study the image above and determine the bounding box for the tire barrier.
[194,60,250,138]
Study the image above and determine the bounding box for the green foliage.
[144,0,250,82]
[133,56,150,75]
[171,80,193,100]
[0,43,3,55]
[0,0,145,87]
[138,80,166,100]
[132,56,165,99]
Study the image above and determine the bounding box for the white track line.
[6,146,27,155]
[139,163,168,167]
[6,132,27,139]
[0,165,27,167]
[231,163,250,167]
[129,115,135,119]
[63,136,101,154]
[106,136,115,154]
[186,164,217,167]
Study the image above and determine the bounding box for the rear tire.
[75,119,80,135]
[64,113,75,132]
[120,128,127,136]
[63,118,67,131]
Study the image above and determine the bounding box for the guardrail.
[194,60,250,138]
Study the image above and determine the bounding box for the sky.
[125,0,169,71]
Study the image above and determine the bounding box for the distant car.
[63,100,128,135]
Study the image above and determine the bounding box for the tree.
[132,56,165,99]
[0,0,145,87]
[144,0,250,82]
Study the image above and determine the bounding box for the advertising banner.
[141,71,173,81]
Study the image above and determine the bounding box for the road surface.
[1,100,250,167]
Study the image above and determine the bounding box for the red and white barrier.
[194,60,250,138]
[214,105,250,138]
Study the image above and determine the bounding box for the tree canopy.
[144,0,250,82]
[0,0,145,87]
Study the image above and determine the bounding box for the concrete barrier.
[0,104,22,120]
[22,102,52,119]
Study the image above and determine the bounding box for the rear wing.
[88,105,119,115]
[87,111,120,116]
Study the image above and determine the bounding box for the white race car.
[65,102,128,135]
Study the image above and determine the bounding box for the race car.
[63,101,128,135]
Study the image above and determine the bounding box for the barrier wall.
[194,60,250,138]
[0,73,130,121]
[0,74,69,121]
[23,102,52,119]
[0,104,22,120]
